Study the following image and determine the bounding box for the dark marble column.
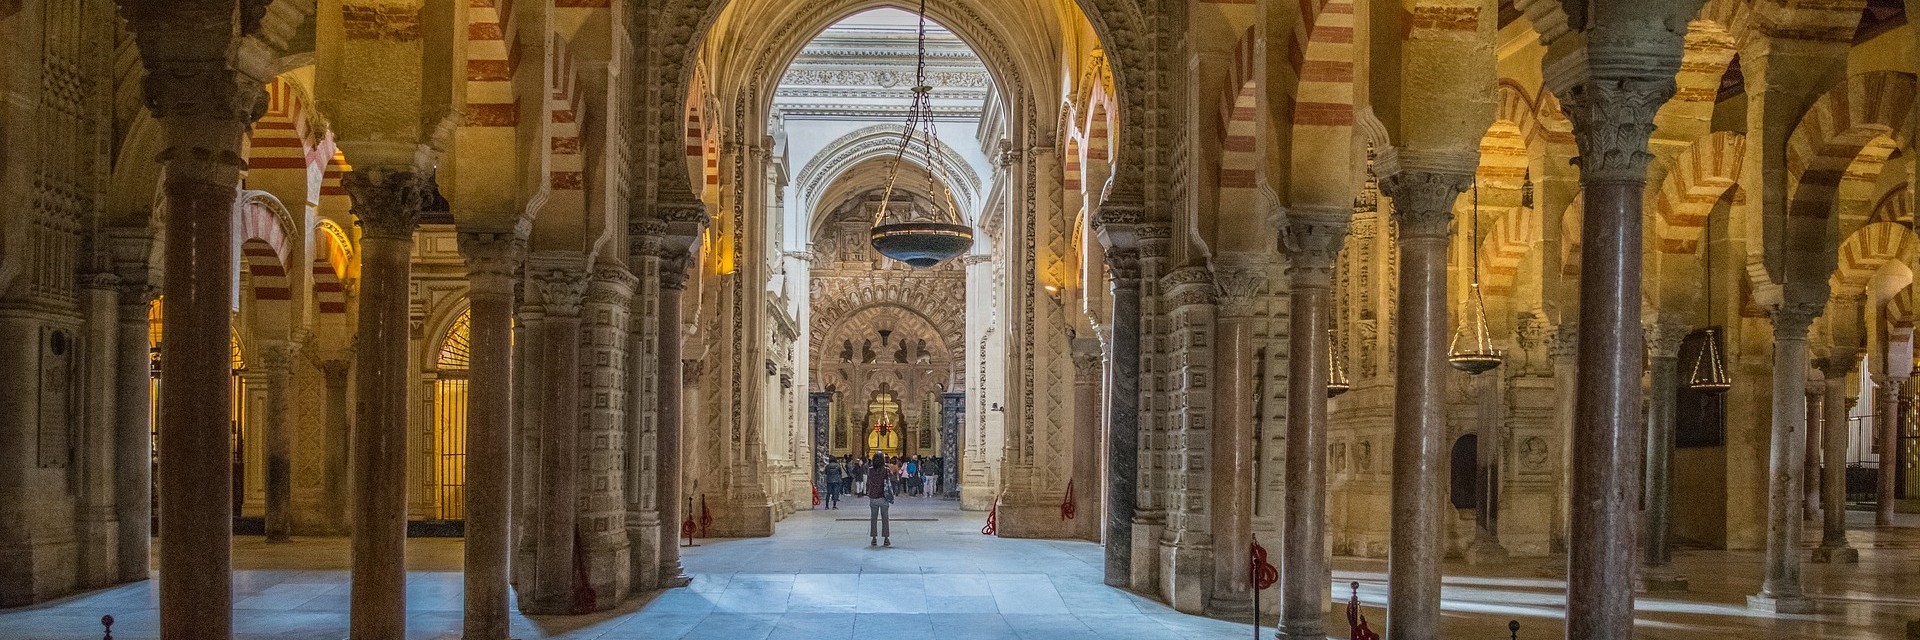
[260,341,295,543]
[1813,355,1859,563]
[1280,211,1348,640]
[108,231,155,584]
[1100,247,1141,588]
[129,47,260,640]
[657,252,692,587]
[1209,254,1270,617]
[1379,168,1468,640]
[457,231,522,639]
[1749,302,1820,614]
[1554,73,1677,638]
[523,256,588,615]
[1467,374,1508,565]
[319,358,351,534]
[1805,386,1823,520]
[342,168,427,639]
[1879,374,1903,526]
[1641,322,1690,591]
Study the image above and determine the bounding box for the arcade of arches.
[3,0,1920,638]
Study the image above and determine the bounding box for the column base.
[1280,623,1327,640]
[1747,593,1815,614]
[1206,593,1254,619]
[1639,571,1689,593]
[1159,540,1212,614]
[1129,518,1164,594]
[960,484,998,511]
[1810,545,1859,564]
[1466,539,1509,565]
[660,572,692,588]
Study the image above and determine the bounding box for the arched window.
[433,309,471,521]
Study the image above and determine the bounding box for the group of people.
[817,453,949,547]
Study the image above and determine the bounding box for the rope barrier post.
[1509,620,1520,640]
[100,615,113,640]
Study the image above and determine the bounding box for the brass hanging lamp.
[868,0,974,268]
[1688,211,1732,393]
[1448,181,1503,375]
[1326,327,1351,398]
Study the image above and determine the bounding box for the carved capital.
[1769,302,1823,339]
[660,253,692,291]
[1106,249,1141,284]
[1137,223,1172,260]
[1818,351,1859,379]
[587,264,639,306]
[258,341,296,372]
[1071,338,1104,385]
[629,218,668,259]
[1380,171,1470,239]
[1281,211,1351,289]
[343,168,427,241]
[457,232,525,293]
[1213,254,1275,319]
[526,253,590,317]
[1645,322,1691,359]
[1558,77,1675,184]
[1163,267,1217,309]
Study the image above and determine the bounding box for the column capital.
[1281,209,1351,289]
[343,168,428,241]
[318,358,351,380]
[82,271,123,292]
[457,231,525,293]
[588,264,639,305]
[1817,351,1859,379]
[660,253,693,291]
[1137,223,1172,260]
[1380,170,1470,239]
[1212,253,1276,319]
[526,254,590,318]
[1106,248,1142,285]
[1645,322,1691,359]
[1556,77,1676,184]
[1071,338,1104,385]
[629,218,668,259]
[258,341,296,371]
[1769,302,1823,339]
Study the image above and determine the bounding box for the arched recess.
[1285,0,1358,211]
[792,124,985,234]
[235,191,297,343]
[1832,221,1920,298]
[429,307,473,521]
[312,219,352,316]
[810,287,967,367]
[1653,131,1748,254]
[1773,71,1916,290]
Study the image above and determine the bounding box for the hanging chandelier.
[1327,328,1351,398]
[868,0,974,268]
[1448,181,1503,375]
[1688,214,1731,393]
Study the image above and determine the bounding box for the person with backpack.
[821,455,844,509]
[903,457,919,497]
[867,452,894,546]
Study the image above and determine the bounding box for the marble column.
[1879,374,1903,526]
[1805,385,1823,520]
[1070,338,1103,542]
[109,232,155,584]
[1467,374,1508,565]
[137,57,258,640]
[657,252,692,587]
[319,358,352,533]
[77,271,122,587]
[1641,322,1689,591]
[261,341,295,543]
[1813,356,1859,563]
[524,255,588,615]
[342,168,427,639]
[1100,247,1141,589]
[1379,168,1468,640]
[1210,253,1270,617]
[1280,211,1348,640]
[1555,73,1676,639]
[1749,302,1819,614]
[457,231,522,639]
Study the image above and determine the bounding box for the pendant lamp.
[1687,216,1731,393]
[1448,182,1503,375]
[868,0,973,268]
[1327,327,1351,398]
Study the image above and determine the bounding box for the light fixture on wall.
[1688,209,1732,393]
[1448,181,1503,375]
[868,0,973,268]
[1326,327,1351,398]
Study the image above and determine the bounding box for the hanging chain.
[872,0,964,229]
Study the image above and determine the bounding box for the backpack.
[867,466,890,498]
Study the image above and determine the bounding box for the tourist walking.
[821,456,844,509]
[868,453,893,546]
[851,456,866,497]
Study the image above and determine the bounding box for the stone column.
[626,223,665,593]
[1805,385,1823,520]
[523,255,588,615]
[1070,338,1103,542]
[657,251,692,587]
[1100,246,1141,589]
[319,358,351,533]
[1813,356,1859,563]
[1280,211,1348,640]
[1642,322,1689,591]
[1379,168,1468,640]
[1749,302,1819,614]
[457,231,521,639]
[342,168,426,639]
[1553,72,1677,638]
[109,231,155,583]
[1879,374,1903,526]
[1467,373,1509,565]
[260,341,295,543]
[1209,254,1269,617]
[77,271,123,586]
[1129,224,1171,593]
[131,48,259,640]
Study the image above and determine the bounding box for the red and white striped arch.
[1477,205,1538,298]
[464,0,519,128]
[1290,0,1354,129]
[1832,221,1919,297]
[235,192,294,321]
[1219,25,1259,195]
[246,77,319,174]
[1653,131,1747,254]
[1785,71,1915,222]
[549,36,583,193]
[313,219,351,315]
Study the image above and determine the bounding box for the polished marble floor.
[0,500,1915,639]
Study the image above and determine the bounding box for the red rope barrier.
[1347,581,1379,640]
[981,492,1000,535]
[1060,479,1076,520]
[698,495,713,537]
[1248,540,1277,590]
[812,484,821,506]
